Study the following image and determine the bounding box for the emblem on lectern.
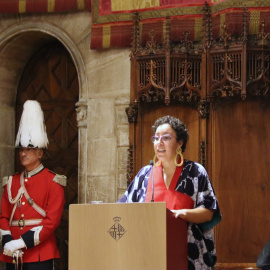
[108,216,126,241]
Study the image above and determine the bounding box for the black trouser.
[6,259,53,270]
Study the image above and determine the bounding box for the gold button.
[22,202,25,205]
[21,214,24,217]
[25,179,28,182]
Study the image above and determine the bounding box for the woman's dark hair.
[152,115,189,152]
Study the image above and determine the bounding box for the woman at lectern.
[118,115,221,270]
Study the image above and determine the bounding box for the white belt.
[11,219,42,228]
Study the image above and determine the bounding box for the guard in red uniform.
[0,100,66,270]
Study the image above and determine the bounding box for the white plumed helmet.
[15,100,49,149]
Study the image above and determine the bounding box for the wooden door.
[212,101,270,267]
[15,41,79,270]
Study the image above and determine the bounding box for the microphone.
[149,160,154,202]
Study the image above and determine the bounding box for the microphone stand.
[149,160,154,202]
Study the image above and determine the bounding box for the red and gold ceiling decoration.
[0,0,270,50]
[90,0,270,49]
[0,0,91,13]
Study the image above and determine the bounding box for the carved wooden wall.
[126,5,270,270]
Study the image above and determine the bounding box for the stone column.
[76,99,88,203]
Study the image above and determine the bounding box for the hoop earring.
[174,147,183,167]
[153,155,161,167]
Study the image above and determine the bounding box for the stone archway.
[0,21,88,203]
[0,21,88,269]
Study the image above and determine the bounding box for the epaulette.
[2,176,9,188]
[2,172,19,188]
[52,174,67,187]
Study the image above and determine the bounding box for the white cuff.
[30,226,43,246]
[0,229,12,242]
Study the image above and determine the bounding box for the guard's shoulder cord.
[19,173,46,217]
[2,176,9,188]
[7,175,25,227]
[3,173,19,188]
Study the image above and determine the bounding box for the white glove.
[3,239,26,257]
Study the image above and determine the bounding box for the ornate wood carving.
[131,12,141,57]
[127,145,134,183]
[199,100,210,119]
[127,5,270,270]
[200,141,206,168]
[145,30,159,55]
[128,5,270,172]
[208,18,245,105]
[247,74,270,98]
[202,2,213,51]
[246,21,270,99]
[242,7,248,43]
[257,21,270,46]
[125,103,138,123]
[219,24,232,49]
[210,75,242,99]
[129,4,270,112]
[208,50,243,104]
[129,12,202,109]
[135,59,165,103]
[163,15,171,53]
[170,31,202,106]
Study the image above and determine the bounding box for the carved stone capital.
[76,100,87,128]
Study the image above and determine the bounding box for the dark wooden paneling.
[213,101,270,263]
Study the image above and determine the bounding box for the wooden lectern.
[69,202,187,270]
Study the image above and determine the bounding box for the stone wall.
[86,49,130,202]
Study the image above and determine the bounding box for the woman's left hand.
[171,209,187,219]
[171,208,214,224]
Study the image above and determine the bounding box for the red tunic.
[145,162,194,210]
[0,168,65,263]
